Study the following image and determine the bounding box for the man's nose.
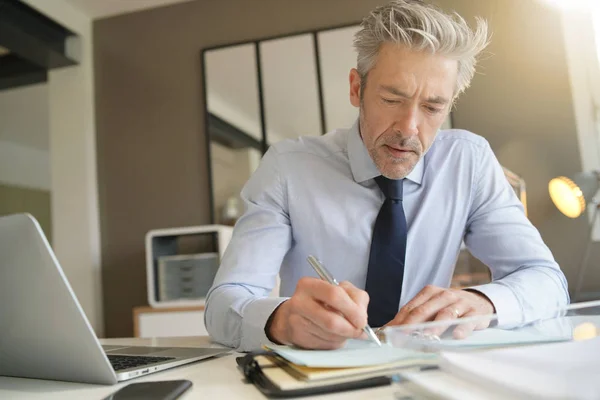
[394,107,419,137]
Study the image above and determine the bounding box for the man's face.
[350,43,458,179]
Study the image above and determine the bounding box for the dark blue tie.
[365,176,407,327]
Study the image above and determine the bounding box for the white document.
[401,369,510,400]
[266,339,434,368]
[439,336,600,400]
[437,327,568,348]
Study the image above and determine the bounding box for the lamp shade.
[549,172,599,218]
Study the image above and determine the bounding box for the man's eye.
[425,106,443,114]
[382,98,399,104]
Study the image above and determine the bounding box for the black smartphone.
[103,380,192,400]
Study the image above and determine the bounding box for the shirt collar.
[347,119,424,185]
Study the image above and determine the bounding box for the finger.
[399,289,459,326]
[475,316,493,330]
[433,299,470,322]
[430,300,472,337]
[303,279,367,330]
[304,332,345,350]
[452,311,492,340]
[339,281,369,318]
[452,310,478,340]
[390,285,444,325]
[301,315,352,343]
[288,314,346,349]
[296,296,363,338]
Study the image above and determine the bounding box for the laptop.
[0,213,230,385]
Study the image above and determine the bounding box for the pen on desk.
[306,255,382,347]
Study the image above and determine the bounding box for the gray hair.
[354,0,489,99]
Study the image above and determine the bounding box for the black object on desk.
[236,353,392,398]
[102,380,192,400]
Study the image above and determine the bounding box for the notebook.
[236,352,403,398]
[268,345,437,382]
[237,339,437,397]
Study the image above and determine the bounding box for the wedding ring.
[452,308,461,318]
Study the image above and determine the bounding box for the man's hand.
[385,285,495,338]
[267,277,369,350]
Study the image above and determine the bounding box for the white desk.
[3,319,593,399]
[0,336,428,399]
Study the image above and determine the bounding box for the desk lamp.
[549,171,600,301]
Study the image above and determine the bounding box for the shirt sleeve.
[204,146,291,352]
[464,141,570,328]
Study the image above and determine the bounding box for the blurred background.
[2,0,600,339]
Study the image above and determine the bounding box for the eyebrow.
[380,85,449,105]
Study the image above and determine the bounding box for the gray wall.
[0,184,51,243]
[94,0,388,338]
[94,0,594,337]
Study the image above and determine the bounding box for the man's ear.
[349,68,362,108]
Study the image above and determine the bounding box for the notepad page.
[266,339,434,368]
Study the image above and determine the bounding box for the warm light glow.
[549,177,586,218]
[539,0,600,11]
[573,322,598,341]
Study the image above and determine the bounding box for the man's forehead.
[367,47,457,98]
[378,84,450,104]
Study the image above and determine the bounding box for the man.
[205,0,569,352]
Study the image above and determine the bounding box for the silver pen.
[307,255,382,347]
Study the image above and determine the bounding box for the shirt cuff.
[467,282,523,328]
[240,296,289,352]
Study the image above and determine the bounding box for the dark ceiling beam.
[0,0,79,70]
[0,54,46,90]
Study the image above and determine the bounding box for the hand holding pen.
[306,256,382,346]
[265,257,377,350]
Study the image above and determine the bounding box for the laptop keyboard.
[107,354,176,371]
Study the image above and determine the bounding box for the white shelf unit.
[145,224,233,309]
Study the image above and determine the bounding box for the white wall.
[0,140,50,190]
[317,25,360,132]
[260,34,322,140]
[23,0,103,336]
[205,44,263,141]
[0,83,50,190]
[0,83,49,150]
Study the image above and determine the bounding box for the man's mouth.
[384,145,414,157]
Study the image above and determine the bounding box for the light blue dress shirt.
[205,121,569,351]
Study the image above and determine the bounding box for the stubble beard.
[359,112,422,180]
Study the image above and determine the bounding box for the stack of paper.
[439,336,600,399]
[248,339,435,393]
[264,339,436,382]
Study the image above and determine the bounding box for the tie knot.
[375,176,404,200]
